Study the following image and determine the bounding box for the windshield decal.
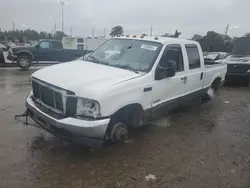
[141,45,157,51]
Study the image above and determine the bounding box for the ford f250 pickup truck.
[7,39,91,70]
[24,36,227,147]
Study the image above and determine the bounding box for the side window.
[51,41,62,49]
[185,45,201,69]
[159,45,184,72]
[39,41,50,49]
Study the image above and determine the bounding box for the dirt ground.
[0,69,250,188]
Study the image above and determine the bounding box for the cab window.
[159,44,184,72]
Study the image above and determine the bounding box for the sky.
[0,0,250,38]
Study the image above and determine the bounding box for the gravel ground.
[0,69,250,188]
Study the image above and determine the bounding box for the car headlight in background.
[8,48,13,54]
[75,98,101,118]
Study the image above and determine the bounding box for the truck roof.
[115,36,199,45]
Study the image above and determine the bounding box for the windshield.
[85,38,162,72]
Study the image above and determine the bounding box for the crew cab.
[25,37,227,147]
[7,39,91,70]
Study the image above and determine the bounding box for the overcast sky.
[0,0,249,38]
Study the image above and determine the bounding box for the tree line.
[0,29,67,42]
[110,25,250,53]
[1,25,250,53]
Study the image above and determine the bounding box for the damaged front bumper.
[7,53,18,61]
[26,94,110,148]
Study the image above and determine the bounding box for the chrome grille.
[32,80,63,112]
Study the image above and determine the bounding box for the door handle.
[181,76,187,80]
[200,72,204,80]
[181,76,187,84]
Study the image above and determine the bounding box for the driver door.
[152,44,188,110]
[36,41,52,61]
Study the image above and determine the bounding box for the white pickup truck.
[25,36,227,147]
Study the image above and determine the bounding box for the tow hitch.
[14,110,40,128]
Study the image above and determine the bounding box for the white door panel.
[152,72,187,107]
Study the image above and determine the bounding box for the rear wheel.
[201,78,221,102]
[17,55,32,70]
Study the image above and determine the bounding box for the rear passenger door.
[50,41,64,62]
[184,44,204,96]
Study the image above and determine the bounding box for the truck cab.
[25,36,227,147]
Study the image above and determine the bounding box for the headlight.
[76,98,101,118]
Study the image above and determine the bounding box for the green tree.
[245,33,250,38]
[161,33,171,37]
[110,26,124,37]
[191,34,203,41]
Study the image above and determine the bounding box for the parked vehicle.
[17,43,31,47]
[204,52,228,64]
[225,37,250,85]
[62,37,107,51]
[0,43,7,51]
[0,48,5,63]
[2,41,16,50]
[7,39,92,70]
[25,37,227,147]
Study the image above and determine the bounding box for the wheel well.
[17,52,33,60]
[211,77,221,90]
[111,103,144,127]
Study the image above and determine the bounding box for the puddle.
[151,117,172,128]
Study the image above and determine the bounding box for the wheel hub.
[20,58,29,66]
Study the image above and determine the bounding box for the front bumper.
[7,53,18,61]
[26,94,110,148]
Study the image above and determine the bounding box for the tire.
[107,121,129,144]
[17,55,32,70]
[130,108,144,128]
[201,87,215,102]
[244,76,250,87]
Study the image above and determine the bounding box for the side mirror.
[35,44,40,49]
[166,60,177,77]
[155,60,177,80]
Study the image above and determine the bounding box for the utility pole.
[150,25,153,36]
[54,21,57,37]
[104,28,106,38]
[70,26,72,36]
[57,0,68,33]
[92,28,95,38]
[13,21,15,31]
[224,24,229,37]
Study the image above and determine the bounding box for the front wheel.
[17,55,32,70]
[107,121,129,144]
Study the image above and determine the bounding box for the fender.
[210,72,223,87]
[17,50,35,61]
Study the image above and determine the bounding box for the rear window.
[51,41,62,49]
[77,38,84,43]
[185,45,201,69]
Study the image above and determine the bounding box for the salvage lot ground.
[0,69,250,188]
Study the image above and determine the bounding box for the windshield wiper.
[111,64,139,74]
[87,56,109,65]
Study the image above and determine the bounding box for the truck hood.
[32,60,143,97]
[226,55,250,65]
